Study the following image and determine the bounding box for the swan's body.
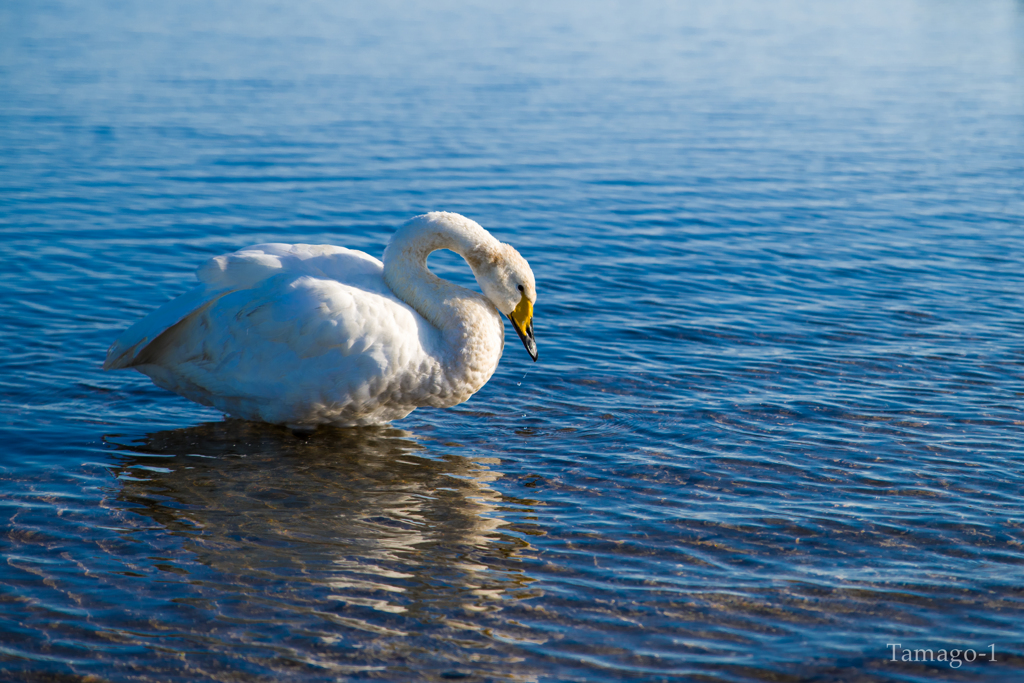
[104,212,538,427]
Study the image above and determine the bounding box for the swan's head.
[474,243,538,362]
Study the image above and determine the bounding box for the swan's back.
[197,243,385,292]
[105,243,451,426]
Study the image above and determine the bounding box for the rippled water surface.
[3,1,1024,681]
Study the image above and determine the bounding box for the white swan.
[103,212,538,428]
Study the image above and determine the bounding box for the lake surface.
[3,1,1024,680]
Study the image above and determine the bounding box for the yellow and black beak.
[507,294,538,362]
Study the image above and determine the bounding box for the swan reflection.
[105,420,542,677]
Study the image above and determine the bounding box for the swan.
[103,212,538,428]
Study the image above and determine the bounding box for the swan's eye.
[517,284,524,293]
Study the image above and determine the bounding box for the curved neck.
[382,213,501,333]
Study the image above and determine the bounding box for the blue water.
[3,1,1024,680]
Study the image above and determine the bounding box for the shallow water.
[3,1,1024,681]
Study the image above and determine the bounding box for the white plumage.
[104,212,538,428]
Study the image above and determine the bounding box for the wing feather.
[105,243,441,425]
[104,244,388,371]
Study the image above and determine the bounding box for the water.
[2,0,1024,680]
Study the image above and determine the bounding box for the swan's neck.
[382,213,502,345]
